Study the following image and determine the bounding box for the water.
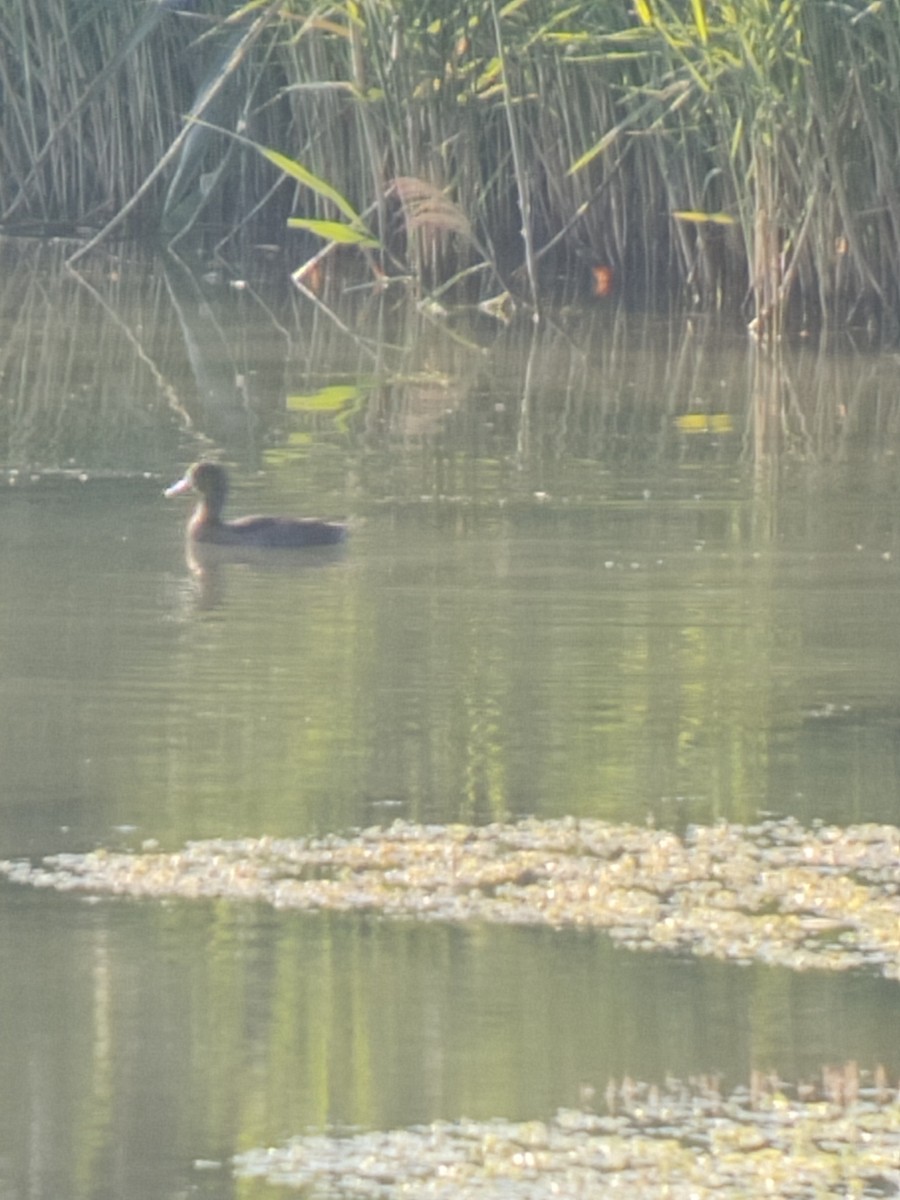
[1,240,899,1198]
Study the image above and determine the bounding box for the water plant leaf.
[287,383,366,432]
[181,120,371,234]
[287,218,379,247]
[161,19,256,233]
[258,146,360,224]
[567,83,689,175]
[676,413,734,432]
[521,5,585,52]
[691,0,709,44]
[499,0,530,15]
[634,0,654,26]
[226,0,273,20]
[286,384,360,412]
[672,210,736,225]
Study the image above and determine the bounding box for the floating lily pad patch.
[233,1070,900,1199]
[3,816,900,977]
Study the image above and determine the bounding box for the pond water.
[0,239,899,1198]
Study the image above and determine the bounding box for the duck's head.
[164,461,229,516]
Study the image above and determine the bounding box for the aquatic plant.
[5,816,900,979]
[234,1074,900,1199]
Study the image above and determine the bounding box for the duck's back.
[209,515,347,548]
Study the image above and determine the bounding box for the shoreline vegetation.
[3,2,900,336]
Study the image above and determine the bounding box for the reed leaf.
[258,146,360,225]
[287,217,379,247]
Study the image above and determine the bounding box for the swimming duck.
[165,461,347,547]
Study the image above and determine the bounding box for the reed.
[4,0,900,332]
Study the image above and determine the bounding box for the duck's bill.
[164,475,192,498]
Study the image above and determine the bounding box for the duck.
[165,461,347,547]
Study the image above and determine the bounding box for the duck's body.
[165,461,347,548]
